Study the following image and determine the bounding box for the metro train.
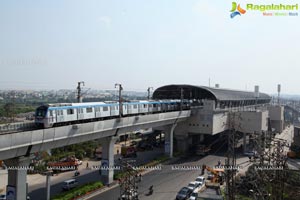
[35,100,190,128]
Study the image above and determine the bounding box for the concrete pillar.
[5,156,31,200]
[46,172,51,200]
[164,123,177,158]
[100,136,117,185]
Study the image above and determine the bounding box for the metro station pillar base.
[100,136,117,185]
[5,156,32,200]
[164,123,177,158]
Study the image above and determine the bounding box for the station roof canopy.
[153,84,271,102]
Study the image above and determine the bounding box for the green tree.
[3,102,15,121]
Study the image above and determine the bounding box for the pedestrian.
[86,162,89,169]
[139,174,142,182]
[117,149,119,155]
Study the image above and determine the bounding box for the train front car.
[35,105,50,128]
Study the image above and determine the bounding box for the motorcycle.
[147,185,153,196]
[74,171,80,177]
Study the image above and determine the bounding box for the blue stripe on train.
[48,101,179,111]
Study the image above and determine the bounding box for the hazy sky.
[0,0,299,94]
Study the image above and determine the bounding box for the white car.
[187,181,199,191]
[195,176,205,186]
[189,191,198,200]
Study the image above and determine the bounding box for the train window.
[67,109,74,115]
[49,110,53,116]
[133,105,137,109]
[149,104,152,108]
[86,107,93,113]
[143,104,147,108]
[153,104,156,108]
[103,106,108,111]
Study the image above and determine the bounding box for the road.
[27,147,164,200]
[89,153,250,200]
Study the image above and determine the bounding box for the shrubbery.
[52,181,103,200]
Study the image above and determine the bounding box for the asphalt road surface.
[28,147,164,200]
[89,154,229,200]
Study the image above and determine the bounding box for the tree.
[3,102,15,122]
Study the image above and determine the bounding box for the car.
[189,191,198,200]
[187,181,199,191]
[137,142,153,151]
[195,176,205,185]
[207,171,214,180]
[176,187,192,200]
[62,179,78,190]
[244,151,259,158]
[0,194,6,200]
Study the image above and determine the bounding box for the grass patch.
[51,181,103,200]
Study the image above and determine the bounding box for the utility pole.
[271,139,288,200]
[147,87,153,100]
[115,83,123,117]
[251,132,288,200]
[77,81,85,103]
[118,159,139,200]
[180,88,184,111]
[225,111,239,200]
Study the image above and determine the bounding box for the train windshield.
[35,106,47,117]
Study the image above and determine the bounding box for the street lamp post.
[115,83,123,117]
[77,81,85,103]
[147,87,153,100]
[180,88,184,110]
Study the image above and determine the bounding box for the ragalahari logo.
[230,2,246,18]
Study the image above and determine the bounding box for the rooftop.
[153,84,271,102]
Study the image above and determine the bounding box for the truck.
[47,157,79,171]
[196,182,224,200]
[202,165,224,184]
[121,146,137,158]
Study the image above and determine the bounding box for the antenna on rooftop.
[254,85,259,110]
[277,84,281,105]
